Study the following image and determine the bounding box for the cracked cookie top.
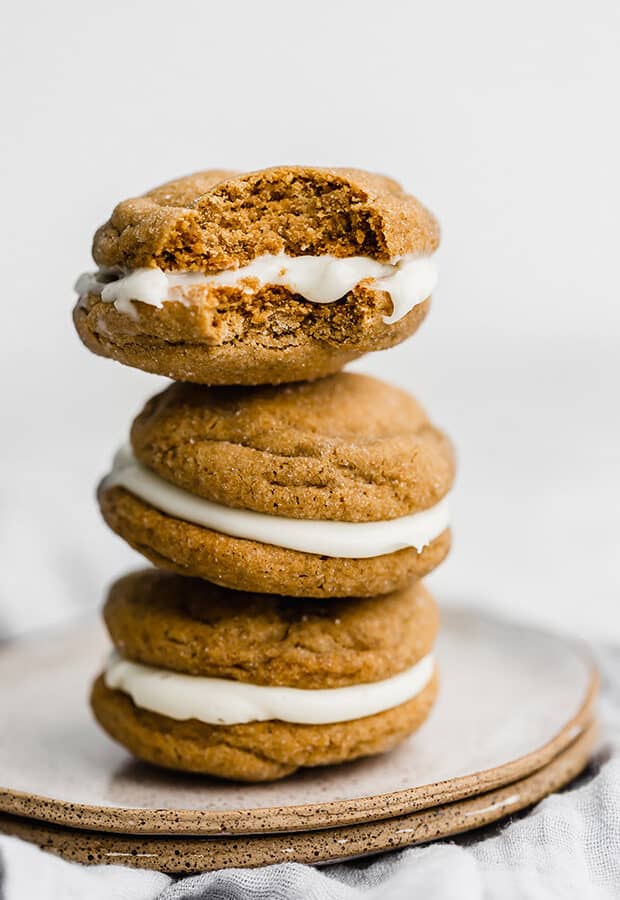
[129,372,455,522]
[92,166,439,272]
[103,569,439,688]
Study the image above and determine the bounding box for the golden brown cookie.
[74,166,439,385]
[92,167,438,274]
[90,672,438,782]
[129,374,455,522]
[73,293,429,387]
[103,570,439,688]
[99,486,450,597]
[97,374,454,597]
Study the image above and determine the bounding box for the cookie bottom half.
[99,486,451,598]
[91,672,438,782]
[73,295,429,386]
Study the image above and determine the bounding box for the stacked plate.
[0,608,597,873]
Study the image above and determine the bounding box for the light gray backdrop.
[1,0,618,640]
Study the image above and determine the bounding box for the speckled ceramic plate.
[0,724,597,872]
[0,609,597,836]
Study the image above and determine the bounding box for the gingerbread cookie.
[91,570,439,781]
[103,569,439,687]
[98,374,455,597]
[74,167,439,385]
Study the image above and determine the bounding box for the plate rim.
[0,723,598,872]
[0,609,599,835]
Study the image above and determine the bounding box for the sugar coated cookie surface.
[129,373,455,522]
[103,569,439,688]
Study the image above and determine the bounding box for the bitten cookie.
[74,166,439,385]
[91,570,439,781]
[97,373,455,597]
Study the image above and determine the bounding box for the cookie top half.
[93,166,439,272]
[128,372,455,522]
[104,569,439,689]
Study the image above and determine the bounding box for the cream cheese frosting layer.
[75,253,438,324]
[103,446,451,559]
[104,651,435,725]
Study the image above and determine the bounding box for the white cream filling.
[104,651,435,725]
[75,253,438,324]
[103,446,450,559]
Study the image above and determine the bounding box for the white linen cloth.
[1,644,619,900]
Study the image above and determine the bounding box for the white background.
[1,0,618,640]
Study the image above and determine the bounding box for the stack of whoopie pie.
[74,167,455,781]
